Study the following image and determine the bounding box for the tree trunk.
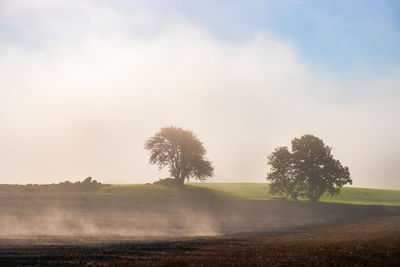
[309,187,318,202]
[175,175,185,186]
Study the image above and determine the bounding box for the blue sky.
[0,0,399,188]
[195,1,398,70]
[2,0,400,75]
[167,0,400,76]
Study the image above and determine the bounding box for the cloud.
[0,0,399,189]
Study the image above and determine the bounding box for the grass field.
[193,183,400,206]
[319,187,400,206]
[97,183,234,199]
[97,183,400,206]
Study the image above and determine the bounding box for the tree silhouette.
[267,134,352,201]
[267,146,300,200]
[145,126,214,186]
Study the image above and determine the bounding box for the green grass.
[188,183,274,200]
[319,187,400,206]
[191,183,400,206]
[97,184,235,199]
[98,184,181,197]
[96,183,400,206]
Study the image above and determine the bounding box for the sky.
[0,0,399,189]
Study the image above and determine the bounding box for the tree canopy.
[267,134,352,201]
[145,126,214,186]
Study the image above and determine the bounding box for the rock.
[153,178,178,187]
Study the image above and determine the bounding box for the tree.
[266,134,352,201]
[267,146,300,200]
[145,126,214,186]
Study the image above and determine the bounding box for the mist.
[3,188,395,242]
[0,1,399,189]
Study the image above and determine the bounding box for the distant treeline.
[0,177,106,194]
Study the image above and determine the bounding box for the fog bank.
[0,1,399,189]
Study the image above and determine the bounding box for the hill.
[190,183,400,206]
[2,181,399,206]
[94,183,400,206]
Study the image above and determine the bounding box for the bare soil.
[1,192,400,266]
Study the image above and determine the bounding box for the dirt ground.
[1,193,400,266]
[1,216,399,266]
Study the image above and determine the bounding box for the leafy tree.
[267,134,352,201]
[267,146,300,200]
[145,126,214,186]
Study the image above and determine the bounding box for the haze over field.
[0,1,399,189]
